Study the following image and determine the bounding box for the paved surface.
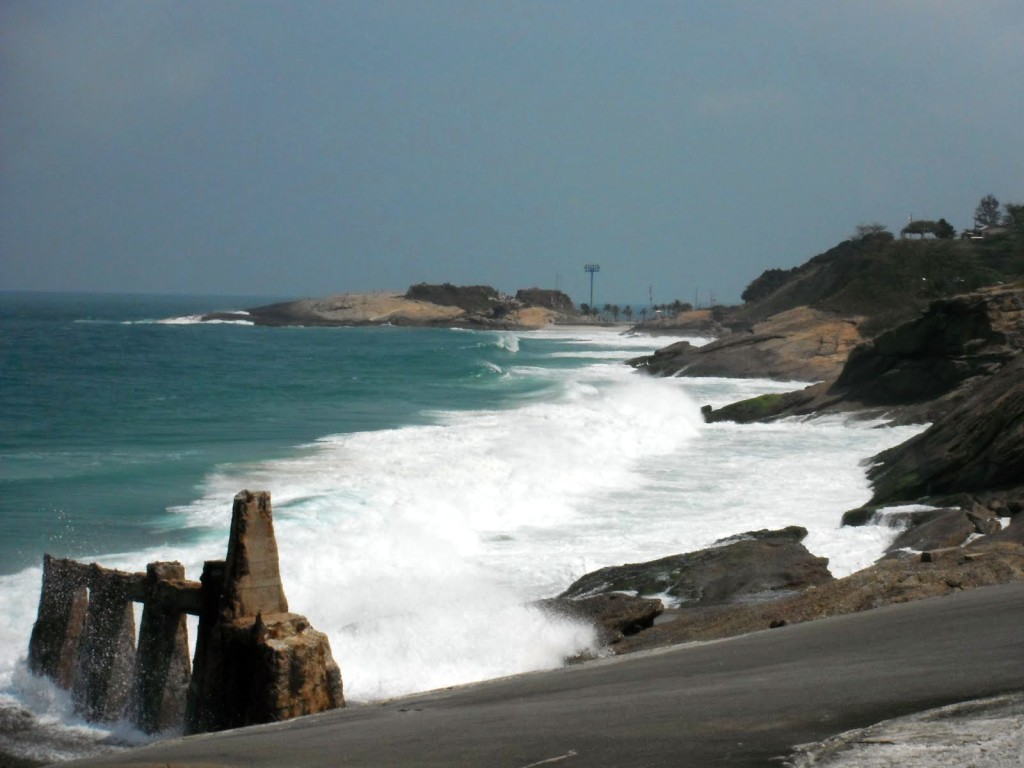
[59,582,1024,768]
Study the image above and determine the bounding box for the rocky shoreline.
[554,281,1023,663]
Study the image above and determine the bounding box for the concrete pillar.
[220,490,289,621]
[72,565,137,722]
[129,562,191,733]
[28,555,89,688]
[184,559,225,734]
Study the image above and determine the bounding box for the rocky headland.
[202,284,581,330]
[555,226,1024,661]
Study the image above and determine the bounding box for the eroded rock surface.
[629,307,865,382]
[558,527,833,607]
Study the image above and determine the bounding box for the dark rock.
[515,288,576,314]
[883,510,977,558]
[404,283,502,315]
[612,543,1024,655]
[829,284,1023,413]
[559,527,832,606]
[969,514,1024,548]
[537,594,664,646]
[967,506,1002,535]
[868,353,1024,504]
[844,506,956,529]
[705,283,1024,425]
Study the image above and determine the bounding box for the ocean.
[0,292,924,763]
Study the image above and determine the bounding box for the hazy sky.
[2,1,1022,305]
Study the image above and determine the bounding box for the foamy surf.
[0,323,924,761]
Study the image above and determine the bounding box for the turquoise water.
[0,292,925,763]
[0,292,565,574]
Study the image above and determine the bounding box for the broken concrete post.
[185,490,344,734]
[128,562,191,734]
[184,558,225,733]
[72,564,138,722]
[221,490,289,621]
[28,555,89,689]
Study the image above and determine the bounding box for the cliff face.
[703,283,1024,424]
[833,283,1024,410]
[867,353,1024,504]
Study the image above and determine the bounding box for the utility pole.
[584,264,600,308]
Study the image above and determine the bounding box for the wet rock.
[72,565,138,722]
[883,510,977,558]
[128,562,191,734]
[559,527,832,606]
[27,555,90,689]
[537,593,664,646]
[868,354,1024,504]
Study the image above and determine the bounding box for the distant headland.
[202,284,583,330]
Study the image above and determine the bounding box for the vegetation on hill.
[735,196,1024,336]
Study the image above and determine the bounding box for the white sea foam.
[149,315,254,326]
[0,328,926,756]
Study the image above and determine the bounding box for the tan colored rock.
[631,307,865,382]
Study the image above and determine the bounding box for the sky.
[2,1,1023,306]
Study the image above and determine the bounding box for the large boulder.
[559,527,833,606]
[629,307,865,382]
[883,509,979,558]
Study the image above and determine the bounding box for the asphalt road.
[61,582,1024,768]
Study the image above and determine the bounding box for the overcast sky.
[2,1,1022,305]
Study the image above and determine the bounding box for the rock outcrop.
[612,539,1024,655]
[702,282,1024,425]
[202,285,580,330]
[866,353,1024,506]
[558,527,833,607]
[628,307,865,382]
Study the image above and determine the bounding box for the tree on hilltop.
[975,194,1002,227]
[852,223,892,241]
[935,218,956,239]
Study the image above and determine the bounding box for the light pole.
[584,263,600,310]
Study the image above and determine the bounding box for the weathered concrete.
[185,491,344,734]
[29,489,344,736]
[128,562,191,734]
[220,490,289,622]
[27,555,89,688]
[71,565,138,722]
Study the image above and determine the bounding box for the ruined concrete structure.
[27,490,344,735]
